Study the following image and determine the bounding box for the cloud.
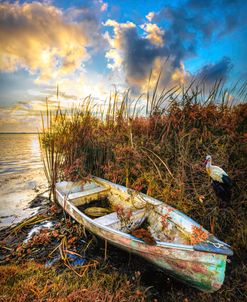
[0,97,61,132]
[146,12,155,22]
[152,7,209,69]
[150,0,247,69]
[195,57,232,84]
[104,0,246,92]
[140,23,164,46]
[104,19,188,92]
[0,68,114,132]
[0,1,104,81]
[157,0,247,41]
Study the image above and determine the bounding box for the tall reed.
[39,97,64,201]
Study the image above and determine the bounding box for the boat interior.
[56,181,195,245]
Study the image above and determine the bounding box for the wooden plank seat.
[93,209,146,228]
[68,186,110,206]
[93,212,119,226]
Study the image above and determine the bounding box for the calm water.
[0,133,43,174]
[0,133,47,228]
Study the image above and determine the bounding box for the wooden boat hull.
[56,177,232,292]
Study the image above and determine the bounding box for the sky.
[0,0,246,132]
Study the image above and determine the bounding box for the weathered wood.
[93,209,146,227]
[69,186,110,206]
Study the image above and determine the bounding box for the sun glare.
[30,136,41,157]
[41,50,50,64]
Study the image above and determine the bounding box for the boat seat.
[68,186,110,206]
[93,212,119,226]
[93,209,146,227]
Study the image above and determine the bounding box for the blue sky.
[0,0,246,131]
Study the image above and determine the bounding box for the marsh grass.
[38,77,247,300]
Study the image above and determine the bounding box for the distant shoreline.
[0,132,39,134]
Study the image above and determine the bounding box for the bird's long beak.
[203,159,208,165]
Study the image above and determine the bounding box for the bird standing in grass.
[204,155,233,205]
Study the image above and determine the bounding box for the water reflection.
[31,136,41,158]
[0,133,42,175]
[0,133,47,228]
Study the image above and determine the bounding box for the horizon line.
[0,132,39,134]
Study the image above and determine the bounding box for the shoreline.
[0,167,47,229]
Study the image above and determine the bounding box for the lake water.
[0,133,47,228]
[0,133,43,175]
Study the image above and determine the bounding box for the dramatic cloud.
[104,0,247,92]
[152,7,213,68]
[152,0,247,66]
[0,1,104,81]
[104,19,188,92]
[140,23,164,47]
[104,20,136,70]
[187,0,247,37]
[196,57,232,84]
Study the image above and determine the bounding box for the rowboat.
[55,177,233,292]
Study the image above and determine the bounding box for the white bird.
[204,155,233,203]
